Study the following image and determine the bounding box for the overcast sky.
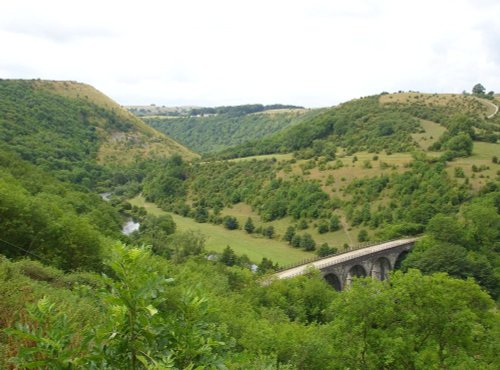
[1,0,499,107]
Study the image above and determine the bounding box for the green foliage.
[283,226,296,244]
[142,155,188,207]
[146,108,310,153]
[223,215,239,230]
[0,152,126,271]
[2,81,500,369]
[300,233,316,251]
[297,219,309,230]
[0,80,101,185]
[130,214,176,256]
[193,206,209,223]
[6,244,230,368]
[244,217,255,234]
[290,235,302,248]
[404,195,500,298]
[166,230,206,263]
[3,247,499,369]
[215,95,420,159]
[325,270,498,369]
[189,159,275,211]
[220,246,238,266]
[7,297,98,369]
[317,220,329,234]
[472,83,486,95]
[258,179,329,221]
[316,243,337,257]
[444,132,473,157]
[357,229,369,242]
[345,159,470,229]
[262,225,275,239]
[329,214,341,231]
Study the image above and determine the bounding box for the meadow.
[129,195,313,265]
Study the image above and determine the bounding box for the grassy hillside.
[0,80,197,172]
[144,108,317,153]
[215,92,499,160]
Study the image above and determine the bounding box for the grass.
[379,92,491,117]
[228,153,294,162]
[411,119,447,150]
[475,97,498,117]
[128,195,314,265]
[277,152,414,198]
[445,142,500,190]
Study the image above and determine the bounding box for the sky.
[1,0,499,107]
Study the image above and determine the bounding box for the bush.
[262,225,275,239]
[291,235,302,248]
[316,243,337,257]
[223,216,239,230]
[317,221,329,234]
[358,229,369,242]
[300,233,316,251]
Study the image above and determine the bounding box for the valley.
[1,80,499,369]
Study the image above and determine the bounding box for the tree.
[291,235,302,248]
[472,83,486,95]
[317,220,329,234]
[425,214,467,246]
[223,216,239,230]
[262,225,275,239]
[142,174,186,204]
[244,217,255,234]
[301,233,316,251]
[329,215,341,231]
[326,270,496,369]
[297,219,308,230]
[136,214,176,255]
[403,238,470,278]
[317,243,337,257]
[357,229,368,242]
[167,230,206,263]
[283,226,296,244]
[257,257,276,274]
[220,245,237,266]
[444,132,473,156]
[194,206,208,223]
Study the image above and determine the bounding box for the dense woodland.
[0,80,499,369]
[145,108,315,154]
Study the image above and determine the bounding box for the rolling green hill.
[0,79,198,171]
[144,107,319,153]
[214,92,500,160]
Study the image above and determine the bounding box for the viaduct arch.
[274,238,417,291]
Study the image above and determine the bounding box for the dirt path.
[477,98,499,118]
[486,100,499,118]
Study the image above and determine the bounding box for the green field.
[220,204,356,248]
[228,153,294,162]
[411,119,447,150]
[445,141,500,189]
[129,195,314,265]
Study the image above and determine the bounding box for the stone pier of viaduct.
[274,238,417,290]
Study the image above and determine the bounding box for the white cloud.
[1,0,499,107]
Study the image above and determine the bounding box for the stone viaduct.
[274,238,418,290]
